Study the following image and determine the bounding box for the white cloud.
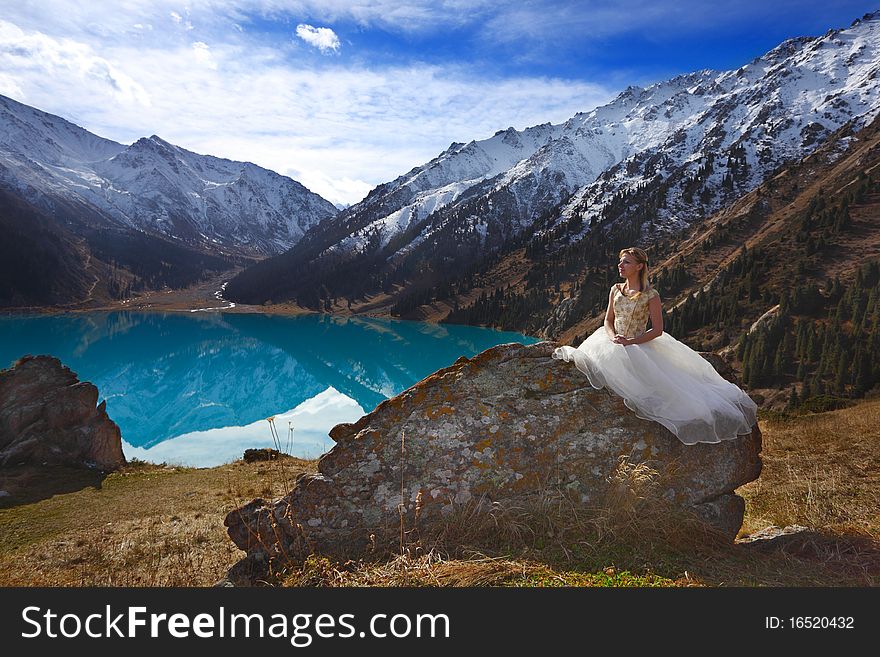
[191,41,217,69]
[295,24,340,53]
[290,171,373,210]
[0,20,151,108]
[1,1,864,49]
[0,10,615,206]
[0,1,866,205]
[0,72,24,99]
[0,23,611,204]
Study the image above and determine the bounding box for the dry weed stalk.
[266,416,294,492]
[398,430,406,555]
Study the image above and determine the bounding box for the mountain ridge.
[225,11,880,310]
[0,94,338,258]
[0,93,339,307]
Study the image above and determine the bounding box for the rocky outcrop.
[0,355,125,470]
[225,341,761,576]
[243,448,282,463]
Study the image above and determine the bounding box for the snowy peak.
[0,94,124,167]
[555,11,880,232]
[0,95,338,256]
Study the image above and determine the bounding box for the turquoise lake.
[0,312,540,466]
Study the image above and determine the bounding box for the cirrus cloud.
[1,1,863,207]
[0,20,150,108]
[0,5,630,205]
[0,19,611,205]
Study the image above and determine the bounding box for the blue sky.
[0,1,876,205]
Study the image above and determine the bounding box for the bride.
[552,247,758,445]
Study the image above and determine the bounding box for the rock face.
[225,341,761,574]
[0,355,125,470]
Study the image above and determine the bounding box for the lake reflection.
[0,312,539,466]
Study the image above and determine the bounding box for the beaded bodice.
[612,284,659,338]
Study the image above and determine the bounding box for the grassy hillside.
[1,397,877,587]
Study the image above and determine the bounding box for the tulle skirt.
[553,328,758,445]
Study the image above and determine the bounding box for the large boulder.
[225,341,761,575]
[0,355,125,470]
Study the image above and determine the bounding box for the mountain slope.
[549,111,880,344]
[0,188,93,306]
[0,94,338,258]
[226,11,880,309]
[448,108,880,410]
[0,94,341,307]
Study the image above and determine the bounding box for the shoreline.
[0,256,542,331]
[0,268,428,322]
[0,272,371,320]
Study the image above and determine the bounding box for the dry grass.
[740,398,880,535]
[1,399,878,587]
[284,553,547,587]
[408,456,727,561]
[282,552,682,587]
[279,404,880,588]
[277,457,727,588]
[0,456,314,586]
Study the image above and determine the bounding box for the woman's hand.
[612,334,632,346]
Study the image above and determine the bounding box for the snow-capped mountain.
[226,11,880,306]
[414,13,879,245]
[557,16,880,237]
[0,95,337,256]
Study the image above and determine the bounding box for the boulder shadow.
[726,526,880,585]
[0,465,109,508]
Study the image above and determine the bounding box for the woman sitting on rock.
[552,247,757,445]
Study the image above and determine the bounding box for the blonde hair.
[618,247,651,297]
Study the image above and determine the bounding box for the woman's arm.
[627,294,664,345]
[604,286,616,340]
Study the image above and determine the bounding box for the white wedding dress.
[552,284,758,445]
